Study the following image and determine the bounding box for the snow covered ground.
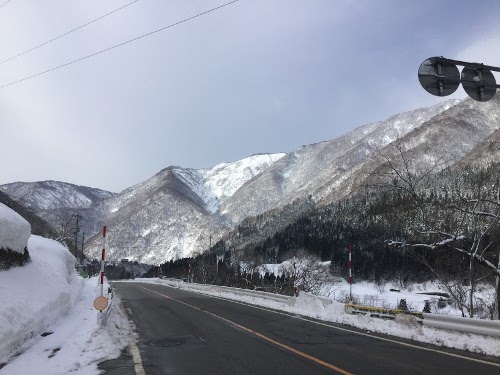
[257,259,495,316]
[133,278,500,358]
[0,235,133,375]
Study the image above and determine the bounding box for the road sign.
[461,66,497,102]
[94,296,109,311]
[418,57,460,97]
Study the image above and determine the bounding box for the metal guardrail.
[344,303,500,338]
[161,279,294,303]
[215,285,294,303]
[345,304,424,320]
[422,313,500,338]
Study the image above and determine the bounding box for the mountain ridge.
[2,97,500,264]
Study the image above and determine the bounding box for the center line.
[140,286,354,375]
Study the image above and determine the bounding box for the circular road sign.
[93,296,109,311]
[461,66,497,102]
[418,57,460,97]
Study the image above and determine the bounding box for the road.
[99,282,500,375]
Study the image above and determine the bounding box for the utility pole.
[73,214,81,260]
[81,231,85,265]
[70,214,83,261]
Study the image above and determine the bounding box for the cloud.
[456,27,500,83]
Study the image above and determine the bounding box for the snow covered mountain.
[0,181,115,211]
[220,99,462,222]
[82,154,285,264]
[3,96,500,264]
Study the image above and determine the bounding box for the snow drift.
[0,236,79,363]
[0,203,31,253]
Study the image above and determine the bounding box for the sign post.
[100,226,106,296]
[94,226,108,314]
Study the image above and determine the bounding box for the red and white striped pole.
[293,250,297,296]
[100,226,106,296]
[348,244,353,303]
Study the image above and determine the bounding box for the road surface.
[99,282,500,374]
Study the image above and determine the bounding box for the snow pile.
[0,203,31,253]
[0,236,79,362]
[0,236,134,373]
[133,278,500,358]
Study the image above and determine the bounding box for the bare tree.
[284,252,334,294]
[367,142,452,225]
[389,185,500,319]
[368,143,500,319]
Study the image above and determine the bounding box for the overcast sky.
[1,0,500,193]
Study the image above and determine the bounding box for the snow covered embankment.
[0,236,80,363]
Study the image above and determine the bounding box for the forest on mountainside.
[151,162,500,317]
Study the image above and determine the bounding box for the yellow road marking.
[139,286,354,375]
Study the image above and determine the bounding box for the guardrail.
[161,279,294,304]
[344,303,500,338]
[345,303,424,320]
[422,313,500,338]
[215,285,294,303]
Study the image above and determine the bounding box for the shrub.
[0,247,31,270]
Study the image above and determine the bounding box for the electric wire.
[0,0,13,10]
[0,0,139,66]
[0,0,241,89]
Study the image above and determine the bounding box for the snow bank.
[0,236,78,362]
[2,277,135,375]
[0,235,135,374]
[0,203,31,253]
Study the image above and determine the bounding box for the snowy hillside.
[220,99,462,222]
[173,153,286,213]
[82,153,285,264]
[0,181,115,211]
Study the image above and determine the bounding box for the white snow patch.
[0,203,31,253]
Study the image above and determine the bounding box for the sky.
[1,0,500,193]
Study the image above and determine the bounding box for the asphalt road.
[99,282,500,375]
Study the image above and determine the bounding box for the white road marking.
[130,342,145,375]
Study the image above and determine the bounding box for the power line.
[0,0,139,66]
[0,0,241,90]
[0,0,14,10]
